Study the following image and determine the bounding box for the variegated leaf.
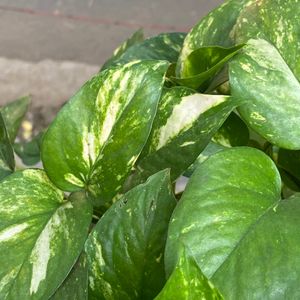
[1,96,30,143]
[106,32,186,68]
[42,60,169,206]
[101,29,144,71]
[50,254,88,300]
[85,170,176,300]
[166,147,300,299]
[173,44,244,91]
[230,38,300,149]
[232,0,300,81]
[177,0,250,75]
[155,245,223,300]
[0,113,15,180]
[0,170,92,300]
[124,87,241,190]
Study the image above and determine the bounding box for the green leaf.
[107,32,186,68]
[278,149,300,182]
[0,170,92,300]
[0,113,15,180]
[124,88,240,190]
[42,60,169,206]
[173,45,244,91]
[184,142,226,177]
[177,0,250,75]
[101,29,144,71]
[155,245,223,300]
[50,254,88,300]
[212,112,249,147]
[230,38,300,149]
[14,132,43,166]
[1,96,30,143]
[232,0,300,81]
[85,169,176,300]
[165,147,300,298]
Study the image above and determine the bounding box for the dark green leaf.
[177,0,250,74]
[42,60,169,206]
[101,29,144,71]
[155,245,223,300]
[0,113,15,180]
[85,170,176,300]
[173,45,244,91]
[230,38,300,149]
[205,66,229,93]
[278,149,300,182]
[124,88,241,190]
[50,254,88,300]
[212,112,249,147]
[14,132,43,166]
[0,171,92,300]
[166,147,300,299]
[107,32,186,67]
[1,96,30,142]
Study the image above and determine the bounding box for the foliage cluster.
[1,0,300,299]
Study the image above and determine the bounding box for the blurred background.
[0,0,223,128]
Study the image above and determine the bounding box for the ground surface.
[0,0,223,131]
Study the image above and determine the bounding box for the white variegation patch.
[64,173,85,187]
[29,203,73,295]
[0,223,28,242]
[156,94,227,150]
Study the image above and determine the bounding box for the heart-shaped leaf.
[165,147,300,299]
[0,113,15,180]
[101,29,144,70]
[230,38,300,149]
[176,0,250,75]
[1,96,30,143]
[232,0,300,81]
[50,254,88,300]
[0,170,92,300]
[106,32,186,68]
[155,245,223,300]
[85,169,176,300]
[124,87,240,190]
[173,45,244,91]
[42,60,169,206]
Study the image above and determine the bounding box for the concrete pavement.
[0,0,223,129]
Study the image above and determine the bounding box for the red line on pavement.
[0,5,190,32]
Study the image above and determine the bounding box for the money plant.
[1,0,300,299]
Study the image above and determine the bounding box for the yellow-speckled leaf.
[0,170,92,300]
[124,87,241,190]
[42,60,169,206]
[177,0,250,75]
[230,39,300,149]
[166,147,300,299]
[155,245,223,300]
[85,170,176,300]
